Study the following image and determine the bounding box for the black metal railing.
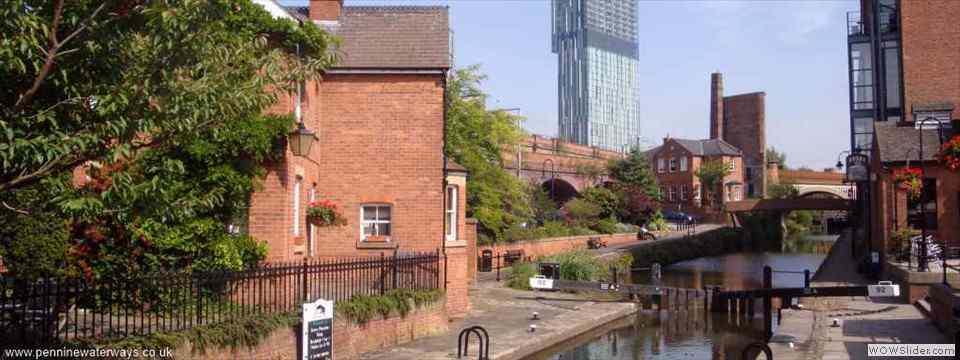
[477,250,529,282]
[0,251,441,345]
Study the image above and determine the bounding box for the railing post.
[803,269,811,289]
[439,248,444,290]
[195,274,203,327]
[496,254,501,282]
[380,252,386,296]
[763,266,772,341]
[392,248,399,290]
[301,258,308,303]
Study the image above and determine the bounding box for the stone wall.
[176,298,449,360]
[628,228,742,267]
[927,284,960,335]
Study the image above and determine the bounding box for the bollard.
[804,269,811,289]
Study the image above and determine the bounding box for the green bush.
[592,217,619,234]
[505,261,538,290]
[579,187,623,220]
[645,210,667,231]
[537,221,573,238]
[562,198,602,227]
[335,289,443,323]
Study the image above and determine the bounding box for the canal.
[527,233,837,360]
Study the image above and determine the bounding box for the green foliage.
[574,162,606,187]
[505,261,538,290]
[579,186,623,220]
[528,183,560,225]
[768,182,800,199]
[505,251,633,291]
[0,181,73,278]
[68,311,300,356]
[607,148,659,197]
[766,147,788,169]
[645,210,668,231]
[695,159,733,209]
[593,217,619,234]
[888,228,919,260]
[1,0,335,278]
[784,210,814,237]
[445,66,530,242]
[335,289,443,324]
[562,198,602,227]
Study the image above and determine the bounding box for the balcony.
[847,12,866,37]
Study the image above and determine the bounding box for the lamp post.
[843,150,870,263]
[543,159,557,201]
[914,117,945,273]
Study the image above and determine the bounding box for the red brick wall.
[901,0,960,122]
[722,92,766,197]
[178,299,449,360]
[477,233,637,260]
[465,219,478,283]
[443,245,471,318]
[250,73,446,261]
[651,139,744,211]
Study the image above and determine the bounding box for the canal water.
[527,234,837,360]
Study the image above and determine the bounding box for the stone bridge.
[501,135,623,202]
[776,169,855,200]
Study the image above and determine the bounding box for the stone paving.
[360,282,637,360]
[769,232,951,360]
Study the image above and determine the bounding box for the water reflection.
[532,234,836,360]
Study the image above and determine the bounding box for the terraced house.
[647,137,744,215]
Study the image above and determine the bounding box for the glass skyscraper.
[552,0,640,151]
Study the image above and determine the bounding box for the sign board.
[867,281,900,297]
[845,153,870,182]
[302,298,334,360]
[871,252,880,264]
[530,275,555,290]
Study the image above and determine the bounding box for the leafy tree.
[768,182,800,199]
[574,162,605,187]
[561,198,602,228]
[695,159,732,210]
[528,183,559,225]
[0,0,337,277]
[607,148,659,197]
[766,147,788,169]
[622,187,660,226]
[579,186,622,221]
[445,66,530,242]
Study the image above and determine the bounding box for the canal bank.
[769,231,950,360]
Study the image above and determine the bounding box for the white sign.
[872,252,880,264]
[529,276,555,290]
[867,281,900,297]
[302,298,334,360]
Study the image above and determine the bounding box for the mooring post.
[804,269,811,289]
[763,266,773,341]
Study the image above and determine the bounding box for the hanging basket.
[306,200,348,227]
[938,135,960,171]
[893,167,922,200]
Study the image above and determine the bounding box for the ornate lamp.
[288,122,317,157]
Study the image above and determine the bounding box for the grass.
[505,250,634,290]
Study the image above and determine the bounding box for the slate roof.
[648,138,742,158]
[286,6,450,69]
[874,121,949,163]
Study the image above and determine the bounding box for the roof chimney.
[310,0,343,22]
[710,72,724,140]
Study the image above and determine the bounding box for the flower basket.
[893,167,922,200]
[938,135,960,171]
[306,200,347,227]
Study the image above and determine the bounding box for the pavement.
[769,231,951,360]
[360,282,637,360]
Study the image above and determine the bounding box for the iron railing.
[0,251,441,345]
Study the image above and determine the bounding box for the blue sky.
[280,0,859,170]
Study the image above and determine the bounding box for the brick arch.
[542,178,579,203]
[796,185,850,199]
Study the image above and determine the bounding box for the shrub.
[645,210,667,231]
[592,217,619,234]
[562,198,602,227]
[537,221,573,238]
[505,261,538,290]
[336,289,443,323]
[579,187,623,220]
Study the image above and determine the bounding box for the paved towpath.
[769,232,950,360]
[361,282,636,360]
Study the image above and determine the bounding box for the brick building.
[844,0,960,267]
[246,1,465,263]
[647,137,744,215]
[709,73,767,198]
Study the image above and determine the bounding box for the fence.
[0,250,441,345]
[477,250,531,281]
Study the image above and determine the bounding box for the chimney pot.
[310,0,343,22]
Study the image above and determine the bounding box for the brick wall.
[722,92,766,198]
[250,73,446,261]
[651,139,744,212]
[177,298,449,360]
[901,0,960,122]
[477,233,637,261]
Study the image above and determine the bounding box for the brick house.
[246,0,466,262]
[845,0,960,261]
[646,137,744,215]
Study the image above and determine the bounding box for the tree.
[768,182,800,199]
[574,162,605,187]
[1,0,338,193]
[445,66,530,242]
[766,147,788,169]
[607,148,659,197]
[0,1,337,278]
[695,159,732,210]
[528,183,559,225]
[579,186,622,221]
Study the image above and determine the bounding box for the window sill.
[445,239,467,248]
[357,241,398,250]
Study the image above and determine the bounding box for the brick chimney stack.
[710,72,724,140]
[310,0,343,22]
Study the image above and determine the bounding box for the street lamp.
[288,121,317,157]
